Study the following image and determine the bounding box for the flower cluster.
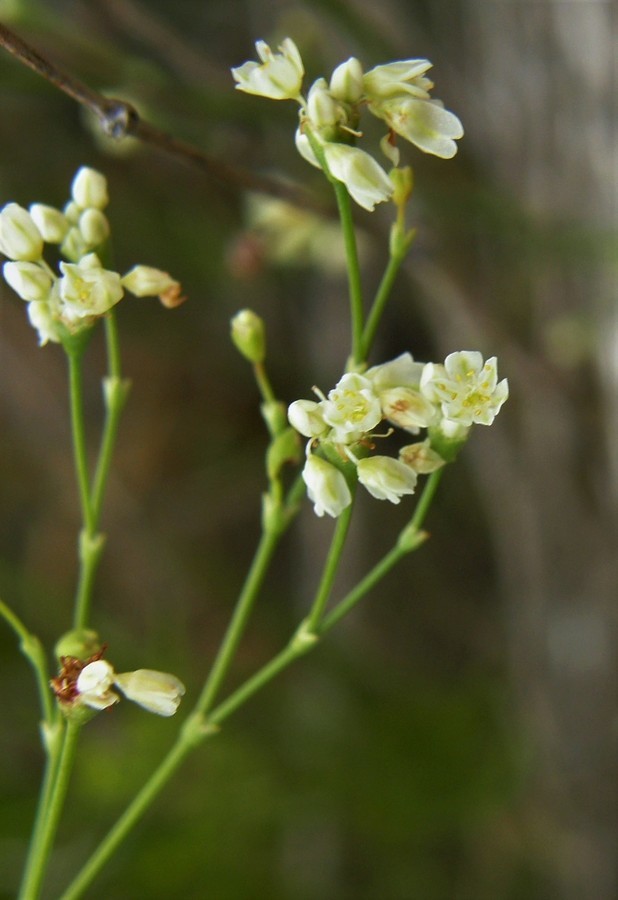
[0,166,184,346]
[51,651,185,718]
[232,39,463,211]
[288,351,508,517]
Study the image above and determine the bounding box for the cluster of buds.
[51,647,185,720]
[232,39,463,210]
[288,351,508,517]
[0,166,184,346]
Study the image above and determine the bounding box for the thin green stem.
[409,468,443,532]
[303,128,364,365]
[360,249,406,360]
[253,361,276,405]
[306,501,354,631]
[331,179,364,365]
[19,721,81,900]
[56,469,442,899]
[195,526,283,716]
[58,732,197,900]
[0,599,54,727]
[67,351,95,536]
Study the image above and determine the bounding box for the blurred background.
[0,1,616,898]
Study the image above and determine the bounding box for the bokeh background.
[0,1,616,898]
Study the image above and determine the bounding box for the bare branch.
[0,22,326,212]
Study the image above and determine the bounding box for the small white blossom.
[366,352,425,391]
[74,659,185,717]
[323,144,394,211]
[232,38,304,101]
[399,439,446,474]
[356,455,417,502]
[363,59,434,99]
[303,454,352,518]
[379,386,439,432]
[420,351,509,426]
[71,167,109,210]
[58,254,123,322]
[113,669,185,717]
[3,261,53,302]
[75,659,119,711]
[0,203,43,261]
[321,372,382,440]
[373,96,463,159]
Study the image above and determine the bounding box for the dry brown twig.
[0,21,325,212]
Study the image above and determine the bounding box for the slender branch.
[0,599,54,728]
[305,501,354,631]
[0,23,324,212]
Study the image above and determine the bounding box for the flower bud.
[399,440,445,473]
[79,208,110,245]
[0,203,43,261]
[113,669,185,717]
[288,399,328,438]
[71,167,109,210]
[3,261,53,301]
[121,265,177,297]
[302,453,352,518]
[60,226,89,263]
[329,57,364,103]
[306,78,339,132]
[27,298,62,345]
[230,308,265,363]
[29,204,70,243]
[356,455,417,503]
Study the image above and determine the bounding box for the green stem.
[195,526,284,716]
[0,599,54,728]
[305,500,354,631]
[19,721,81,900]
[321,469,444,632]
[58,730,198,900]
[360,248,406,360]
[331,179,364,366]
[253,361,276,405]
[67,350,95,536]
[303,128,364,366]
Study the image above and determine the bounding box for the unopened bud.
[3,261,53,301]
[231,308,265,363]
[71,167,109,210]
[0,203,43,261]
[29,204,70,243]
[79,208,110,246]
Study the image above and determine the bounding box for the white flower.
[0,203,43,261]
[113,669,185,717]
[323,144,394,211]
[363,59,434,99]
[399,439,446,474]
[420,351,509,426]
[363,58,463,159]
[288,399,328,438]
[75,659,185,717]
[232,38,304,101]
[372,96,463,159]
[303,454,352,517]
[29,204,70,243]
[306,78,341,131]
[75,659,119,711]
[321,372,382,440]
[3,261,53,302]
[366,352,425,391]
[378,386,439,432]
[356,455,417,502]
[58,253,123,321]
[71,167,109,210]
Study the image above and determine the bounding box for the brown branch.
[0,22,327,212]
